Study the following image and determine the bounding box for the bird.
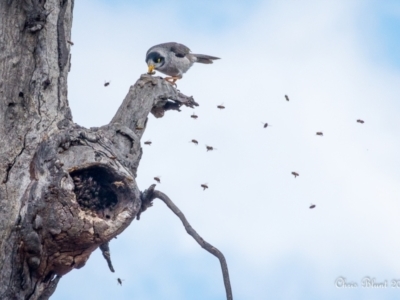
[146,42,220,84]
[285,95,289,101]
[309,204,316,209]
[357,119,365,124]
[316,132,323,136]
[261,122,271,128]
[291,172,299,178]
[191,112,198,119]
[144,140,152,145]
[190,139,199,145]
[154,176,161,183]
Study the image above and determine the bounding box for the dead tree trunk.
[0,1,203,299]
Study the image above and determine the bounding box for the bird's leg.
[164,76,180,87]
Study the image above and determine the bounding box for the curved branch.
[139,186,233,300]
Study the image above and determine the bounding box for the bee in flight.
[206,145,215,152]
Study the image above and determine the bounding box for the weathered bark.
[1,0,74,298]
[0,1,230,300]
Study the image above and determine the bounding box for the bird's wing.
[164,42,191,58]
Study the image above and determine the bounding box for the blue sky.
[354,0,400,68]
[376,4,400,68]
[54,1,400,299]
[96,0,261,31]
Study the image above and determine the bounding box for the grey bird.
[146,42,220,84]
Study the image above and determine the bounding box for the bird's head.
[146,51,165,74]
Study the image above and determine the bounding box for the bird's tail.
[192,54,220,64]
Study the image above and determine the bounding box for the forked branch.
[139,185,233,300]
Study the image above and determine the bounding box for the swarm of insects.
[316,132,323,136]
[291,172,299,178]
[144,140,152,145]
[201,183,208,190]
[154,176,161,183]
[67,40,74,46]
[190,139,199,145]
[285,95,289,101]
[356,119,364,124]
[191,113,198,119]
[206,145,215,152]
[104,81,110,87]
[72,172,118,211]
[309,204,316,209]
[217,104,225,109]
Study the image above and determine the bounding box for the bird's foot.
[164,76,180,87]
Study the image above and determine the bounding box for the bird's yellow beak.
[148,64,155,74]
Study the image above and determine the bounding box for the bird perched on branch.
[146,42,220,84]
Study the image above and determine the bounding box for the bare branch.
[100,242,115,273]
[138,186,233,300]
[111,75,198,132]
[137,184,156,220]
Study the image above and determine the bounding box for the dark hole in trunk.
[70,166,118,212]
